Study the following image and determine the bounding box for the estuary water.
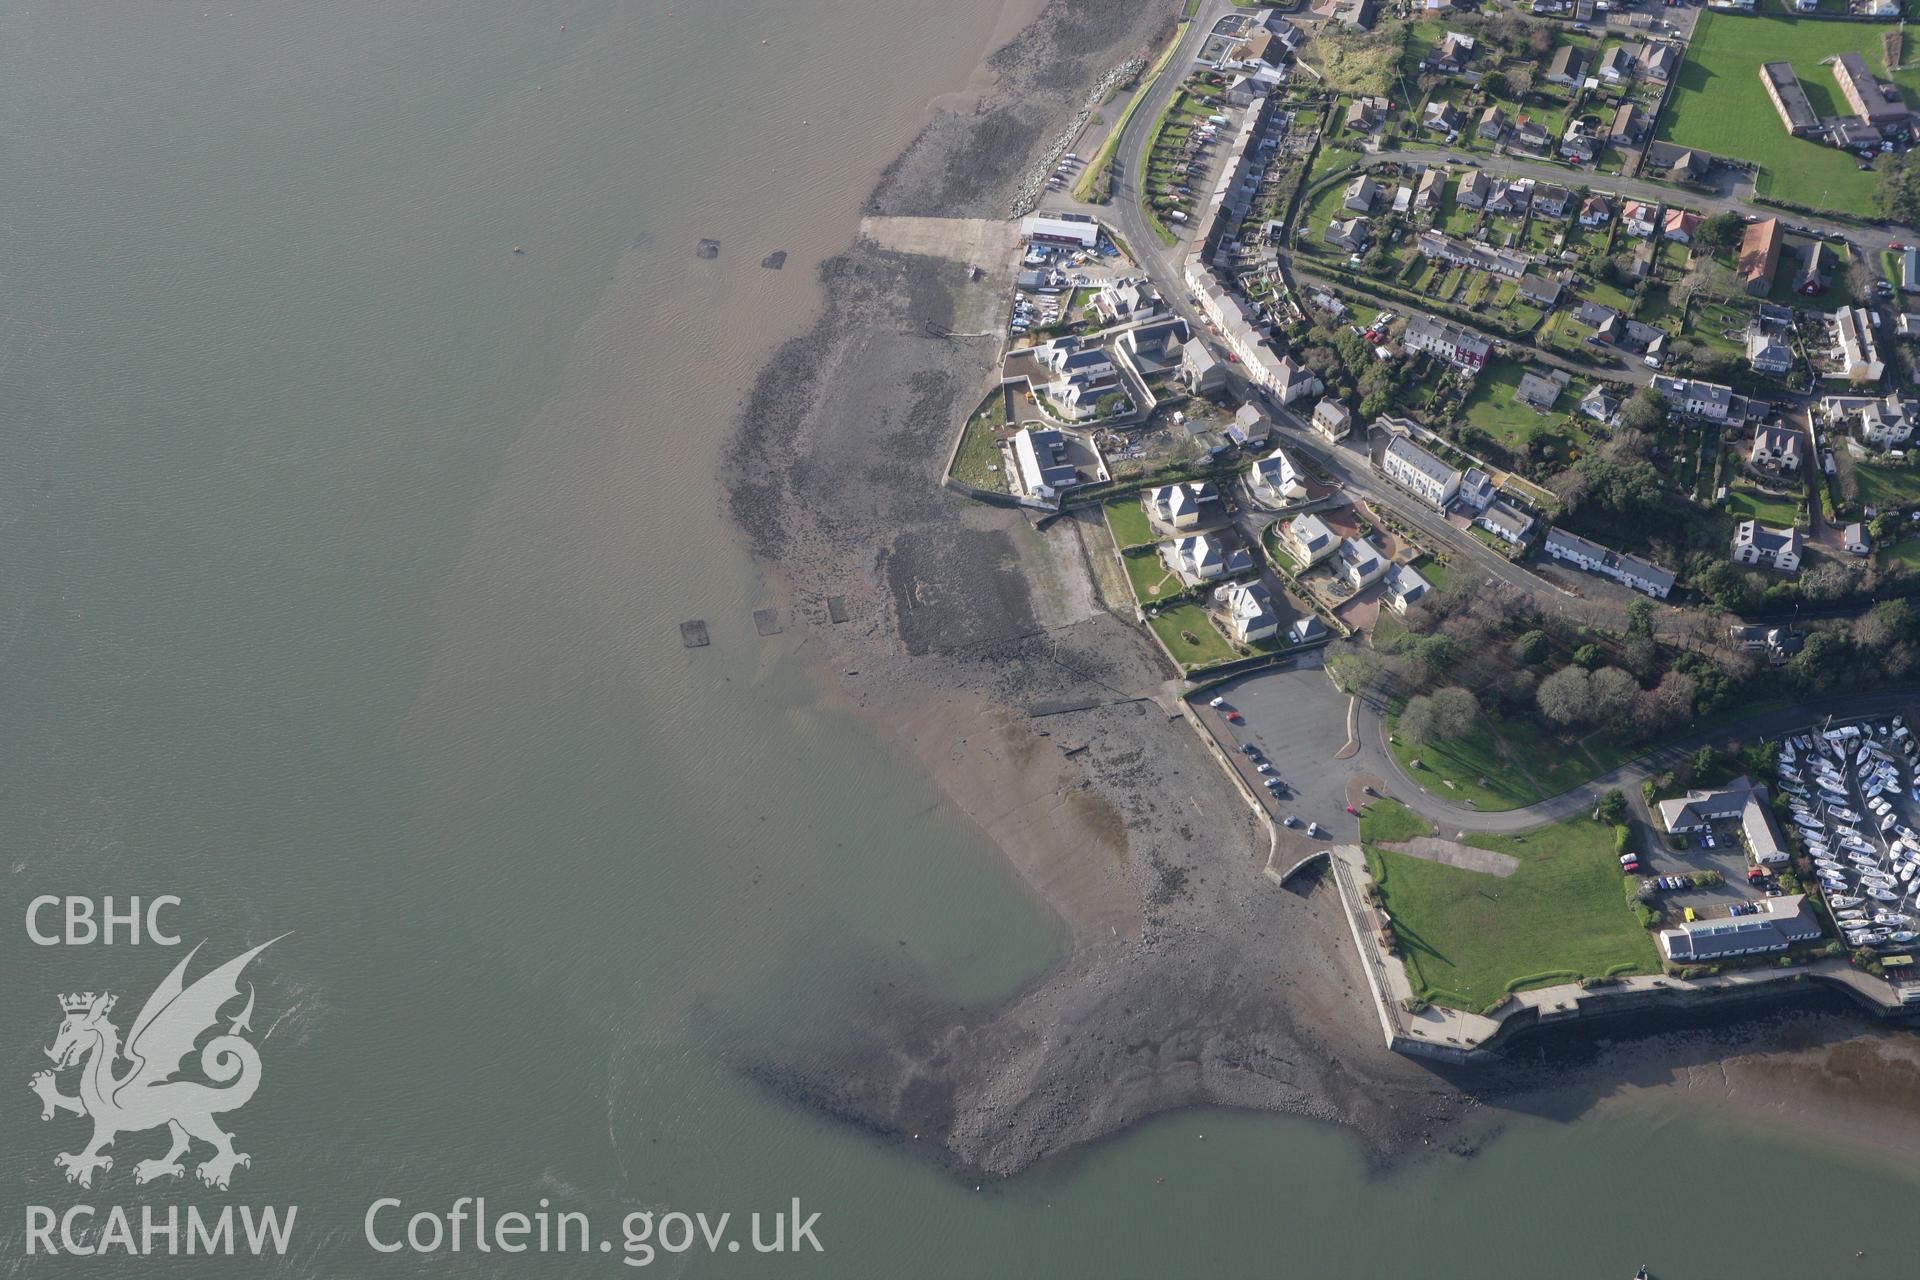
[1,2,1916,1276]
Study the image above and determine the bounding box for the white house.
[1652,375,1733,421]
[1281,512,1338,567]
[1166,533,1228,584]
[1011,427,1095,500]
[1248,448,1306,506]
[1730,520,1802,572]
[1542,526,1675,599]
[1380,433,1463,509]
[1401,314,1490,371]
[1477,499,1536,546]
[1313,397,1354,442]
[1338,537,1388,590]
[1216,580,1279,643]
[1384,562,1432,614]
[1148,480,1216,529]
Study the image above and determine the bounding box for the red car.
[1345,804,1358,815]
[1224,711,1243,723]
[1621,860,1642,874]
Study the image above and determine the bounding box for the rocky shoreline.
[721,0,1920,1177]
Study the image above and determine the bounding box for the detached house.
[1148,480,1216,529]
[1384,562,1432,614]
[1343,174,1379,212]
[1313,397,1354,442]
[1622,201,1660,237]
[1579,195,1613,227]
[1546,44,1586,87]
[1661,208,1702,244]
[1731,521,1802,572]
[1747,327,1792,375]
[1477,499,1536,547]
[1423,100,1464,134]
[1748,425,1802,476]
[1281,512,1338,567]
[1477,105,1508,142]
[1216,580,1279,643]
[1338,537,1389,590]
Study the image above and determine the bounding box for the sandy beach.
[723,0,1920,1177]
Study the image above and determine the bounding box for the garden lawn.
[1461,358,1564,450]
[1657,11,1920,218]
[1362,801,1660,1013]
[1147,603,1237,669]
[951,394,1009,491]
[1850,459,1920,512]
[1124,547,1186,605]
[1878,535,1920,569]
[1726,486,1803,527]
[1105,496,1156,549]
[1385,701,1627,812]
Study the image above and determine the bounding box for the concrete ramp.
[1376,837,1519,877]
[857,216,1021,271]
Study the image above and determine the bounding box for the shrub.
[1613,824,1634,855]
[1402,995,1430,1014]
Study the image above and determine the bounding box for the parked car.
[1283,815,1300,828]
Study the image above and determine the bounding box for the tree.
[1537,664,1592,728]
[1619,388,1668,436]
[1632,669,1696,737]
[1573,642,1605,670]
[1430,686,1479,739]
[1625,597,1655,639]
[1400,694,1439,744]
[1597,789,1630,825]
[1695,211,1742,253]
[1502,66,1534,99]
[1327,648,1383,695]
[1875,153,1920,226]
[1855,598,1914,652]
[1527,26,1555,57]
[1589,666,1639,729]
[1510,629,1550,665]
[1692,745,1722,781]
[1799,560,1851,604]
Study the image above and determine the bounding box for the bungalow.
[1346,96,1388,131]
[1313,396,1354,442]
[1432,31,1476,73]
[1642,43,1679,83]
[1380,432,1464,508]
[1609,102,1646,145]
[1904,246,1920,294]
[1324,217,1370,253]
[1478,499,1536,546]
[1281,512,1338,567]
[1731,520,1802,572]
[1338,537,1389,590]
[1668,150,1712,186]
[1531,183,1573,219]
[1515,367,1570,410]
[1598,44,1638,83]
[1738,217,1783,296]
[1518,271,1565,308]
[1578,195,1613,228]
[1456,170,1492,209]
[1149,480,1217,529]
[1542,526,1676,599]
[1384,562,1433,614]
[1579,384,1619,423]
[1661,208,1702,244]
[1343,174,1379,212]
[1845,522,1872,556]
[1546,44,1586,87]
[1622,201,1660,237]
[1513,118,1552,153]
[1746,327,1792,375]
[1414,166,1446,212]
[1216,580,1279,643]
[1423,100,1464,134]
[1749,425,1802,475]
[1476,105,1508,142]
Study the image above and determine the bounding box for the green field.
[1147,602,1237,669]
[1879,534,1920,569]
[1362,801,1660,1013]
[950,393,1009,492]
[1104,496,1156,549]
[1386,700,1631,812]
[1658,12,1919,218]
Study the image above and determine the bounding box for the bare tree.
[1430,686,1480,739]
[1588,666,1640,730]
[1536,664,1592,728]
[1400,694,1439,744]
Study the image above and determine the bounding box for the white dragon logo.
[29,937,285,1190]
